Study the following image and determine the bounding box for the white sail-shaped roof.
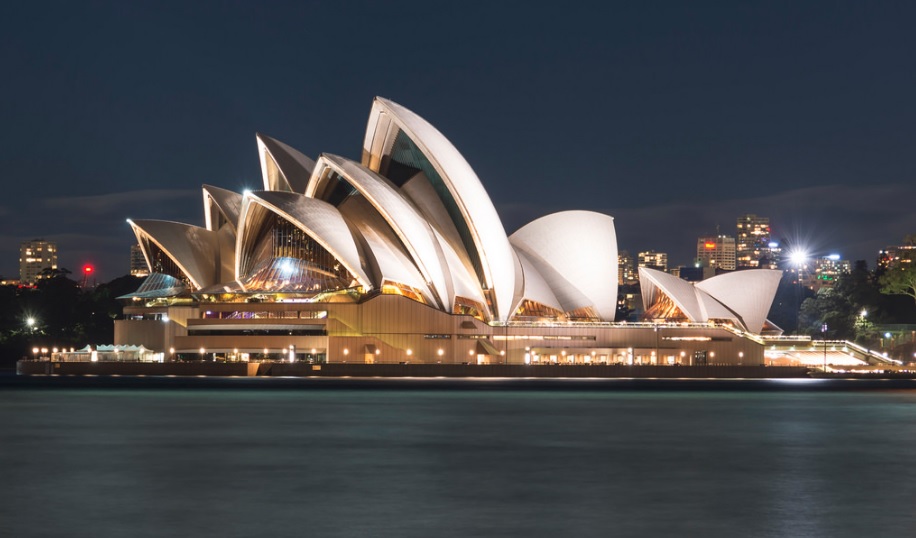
[202,185,243,232]
[639,267,706,321]
[639,267,781,333]
[335,193,434,301]
[512,249,564,315]
[306,154,454,311]
[696,269,783,334]
[128,219,220,290]
[362,97,516,321]
[510,211,618,321]
[126,96,623,322]
[256,134,316,193]
[235,191,371,289]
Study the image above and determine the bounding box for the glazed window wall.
[242,214,356,293]
[644,294,687,322]
[143,239,192,287]
[201,310,328,320]
[453,296,486,321]
[565,307,601,322]
[513,300,565,321]
[380,280,427,304]
[318,170,359,207]
[187,328,327,336]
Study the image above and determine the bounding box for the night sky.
[2,1,915,281]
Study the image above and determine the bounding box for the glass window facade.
[242,214,357,293]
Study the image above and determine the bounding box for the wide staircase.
[762,338,900,368]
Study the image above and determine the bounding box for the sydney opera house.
[116,97,782,366]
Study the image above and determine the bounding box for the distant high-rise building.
[804,254,851,291]
[696,235,736,271]
[638,250,668,272]
[618,251,637,285]
[20,239,58,284]
[130,244,150,277]
[878,244,916,271]
[736,214,775,268]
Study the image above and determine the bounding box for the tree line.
[770,235,916,355]
[0,273,144,369]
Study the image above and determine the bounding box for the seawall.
[17,360,809,379]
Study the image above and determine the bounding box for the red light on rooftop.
[83,265,94,274]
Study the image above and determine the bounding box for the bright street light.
[789,249,808,267]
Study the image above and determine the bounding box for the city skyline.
[2,2,915,281]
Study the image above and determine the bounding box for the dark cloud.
[43,189,197,217]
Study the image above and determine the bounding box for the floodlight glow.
[827,254,840,261]
[789,249,808,266]
[768,241,779,248]
[278,259,295,276]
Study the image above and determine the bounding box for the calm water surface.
[2,382,916,537]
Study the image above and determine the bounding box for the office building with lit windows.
[130,244,150,277]
[618,251,637,285]
[116,98,781,366]
[878,244,916,271]
[696,235,736,271]
[637,250,668,272]
[736,214,776,269]
[804,255,851,291]
[19,239,58,285]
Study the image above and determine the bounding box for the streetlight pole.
[654,324,659,365]
[821,323,828,372]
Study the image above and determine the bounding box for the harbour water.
[2,377,915,537]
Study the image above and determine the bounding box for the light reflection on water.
[2,388,916,537]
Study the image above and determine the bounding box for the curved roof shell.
[256,134,316,193]
[307,154,456,311]
[362,97,516,321]
[510,211,619,321]
[639,267,780,333]
[512,249,564,314]
[202,184,243,232]
[128,219,221,290]
[639,267,706,321]
[336,194,435,301]
[235,191,371,290]
[696,269,783,334]
[126,97,621,322]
